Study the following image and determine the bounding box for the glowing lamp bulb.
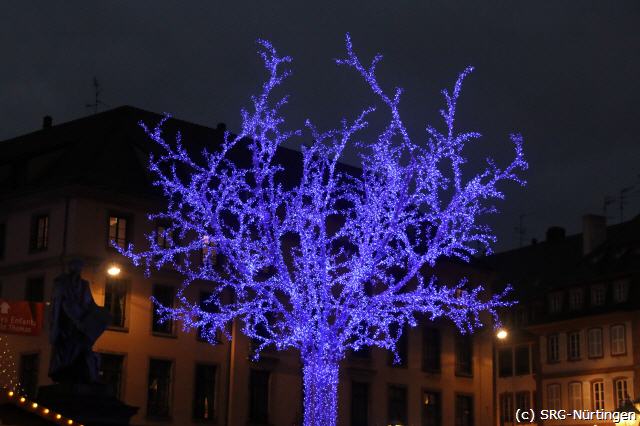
[7,391,13,397]
[107,265,121,276]
[32,402,38,408]
[67,420,74,425]
[56,414,62,419]
[43,408,50,414]
[496,329,508,340]
[19,397,26,403]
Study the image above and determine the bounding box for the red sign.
[0,299,44,336]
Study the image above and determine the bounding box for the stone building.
[0,106,497,426]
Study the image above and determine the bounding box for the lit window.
[591,284,606,306]
[109,215,128,249]
[612,280,629,303]
[422,391,441,426]
[592,381,604,411]
[614,378,629,409]
[568,288,583,310]
[547,334,560,362]
[548,292,562,313]
[193,364,216,421]
[201,235,217,266]
[567,331,581,360]
[547,384,561,410]
[587,328,603,358]
[568,382,582,411]
[610,325,626,355]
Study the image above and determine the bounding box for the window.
[547,384,561,410]
[515,346,530,375]
[568,382,582,411]
[547,334,560,362]
[568,288,584,310]
[515,392,530,412]
[498,348,513,377]
[388,385,408,426]
[201,235,217,266]
[614,379,629,408]
[588,328,603,358]
[422,391,441,426]
[455,334,473,376]
[568,331,581,360]
[249,369,270,424]
[155,225,171,249]
[19,353,39,399]
[25,276,45,302]
[0,222,6,259]
[591,285,606,306]
[388,325,408,367]
[152,284,175,335]
[104,278,127,329]
[612,280,629,303]
[147,358,173,418]
[193,364,216,421]
[500,393,513,425]
[422,327,441,373]
[455,394,474,426]
[99,353,124,399]
[548,292,563,313]
[611,325,626,355]
[592,381,605,411]
[108,215,128,249]
[351,381,369,426]
[29,214,48,251]
[197,291,221,343]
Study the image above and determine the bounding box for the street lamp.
[496,328,508,340]
[107,264,121,277]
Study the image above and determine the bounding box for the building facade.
[0,106,497,426]
[491,215,640,426]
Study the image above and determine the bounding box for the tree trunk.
[302,350,339,426]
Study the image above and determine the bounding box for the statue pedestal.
[37,383,138,426]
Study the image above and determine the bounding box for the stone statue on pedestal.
[48,259,110,384]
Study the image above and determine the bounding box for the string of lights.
[2,388,84,426]
[119,34,527,425]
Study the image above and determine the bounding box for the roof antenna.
[85,77,108,114]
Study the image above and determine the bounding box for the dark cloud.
[2,1,639,250]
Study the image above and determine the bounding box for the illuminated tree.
[122,35,527,426]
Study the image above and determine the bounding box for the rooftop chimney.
[546,226,566,243]
[583,214,606,255]
[42,115,52,129]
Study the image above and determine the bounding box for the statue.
[48,259,111,384]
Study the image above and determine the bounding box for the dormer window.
[548,292,563,313]
[568,288,584,311]
[591,284,606,306]
[612,280,629,303]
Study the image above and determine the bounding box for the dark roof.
[487,214,640,300]
[0,105,323,200]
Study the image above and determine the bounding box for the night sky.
[2,1,639,252]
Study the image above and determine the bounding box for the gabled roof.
[487,214,640,300]
[0,105,317,200]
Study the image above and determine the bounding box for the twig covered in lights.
[120,34,527,426]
